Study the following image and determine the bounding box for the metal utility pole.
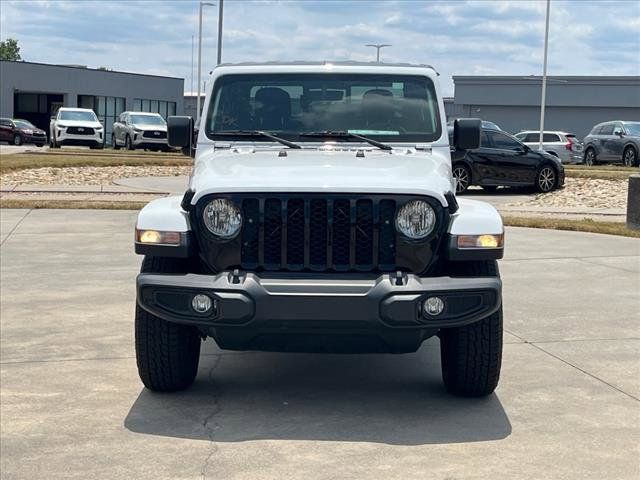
[538,0,551,150]
[190,35,194,96]
[217,0,224,65]
[365,44,391,63]
[197,1,215,124]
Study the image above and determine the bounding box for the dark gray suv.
[583,121,640,167]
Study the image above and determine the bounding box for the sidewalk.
[0,179,628,222]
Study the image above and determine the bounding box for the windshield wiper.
[214,130,301,149]
[300,131,392,151]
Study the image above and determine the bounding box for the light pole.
[190,34,194,96]
[217,0,224,65]
[365,44,391,63]
[197,1,215,124]
[538,0,551,151]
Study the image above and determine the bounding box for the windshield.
[129,114,165,125]
[624,122,640,135]
[206,73,442,143]
[14,120,36,129]
[59,110,97,122]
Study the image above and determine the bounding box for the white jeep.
[134,62,505,397]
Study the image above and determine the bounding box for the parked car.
[112,112,168,151]
[514,130,583,164]
[448,119,502,131]
[133,62,506,398]
[49,108,104,149]
[0,118,47,146]
[582,121,640,167]
[450,127,565,194]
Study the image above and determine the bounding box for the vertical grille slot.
[286,198,305,269]
[241,198,259,268]
[331,199,351,270]
[263,198,282,269]
[355,199,374,269]
[378,199,396,270]
[309,199,328,270]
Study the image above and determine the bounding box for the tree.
[0,38,21,61]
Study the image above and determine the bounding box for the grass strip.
[503,215,639,238]
[0,153,192,174]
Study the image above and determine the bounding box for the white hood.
[134,123,167,131]
[57,120,103,128]
[190,146,454,206]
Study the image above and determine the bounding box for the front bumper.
[57,131,103,145]
[137,271,501,352]
[132,133,168,146]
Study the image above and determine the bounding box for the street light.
[365,44,391,63]
[217,0,224,65]
[537,0,551,151]
[197,1,215,124]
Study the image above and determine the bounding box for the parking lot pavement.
[0,144,48,155]
[1,209,639,480]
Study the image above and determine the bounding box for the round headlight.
[203,198,242,238]
[395,200,436,239]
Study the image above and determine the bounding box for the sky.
[1,0,639,95]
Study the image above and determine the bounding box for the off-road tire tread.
[135,256,201,392]
[440,260,503,397]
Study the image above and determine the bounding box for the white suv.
[49,108,104,149]
[133,62,506,398]
[112,112,168,151]
[514,130,583,164]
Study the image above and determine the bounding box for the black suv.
[450,127,565,194]
[583,121,640,167]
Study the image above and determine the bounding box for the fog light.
[424,296,445,316]
[192,294,213,313]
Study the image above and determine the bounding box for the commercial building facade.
[0,60,184,145]
[447,76,640,139]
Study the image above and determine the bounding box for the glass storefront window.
[150,100,159,114]
[159,101,167,118]
[142,99,150,111]
[134,99,142,111]
[168,102,176,116]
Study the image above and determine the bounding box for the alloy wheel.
[452,166,470,193]
[13,135,22,146]
[585,149,594,166]
[623,148,636,167]
[538,167,556,192]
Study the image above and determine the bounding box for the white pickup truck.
[133,62,505,397]
[49,107,104,149]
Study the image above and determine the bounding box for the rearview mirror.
[453,118,481,150]
[168,116,193,153]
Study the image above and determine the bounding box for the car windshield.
[129,114,165,125]
[59,110,97,121]
[14,120,36,129]
[624,122,640,135]
[205,73,442,143]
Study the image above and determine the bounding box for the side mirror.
[168,116,193,153]
[453,118,481,150]
[614,130,624,137]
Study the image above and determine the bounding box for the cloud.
[1,0,638,95]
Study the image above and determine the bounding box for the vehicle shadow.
[124,339,511,446]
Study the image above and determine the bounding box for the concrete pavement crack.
[200,354,223,480]
[576,257,640,274]
[0,208,32,247]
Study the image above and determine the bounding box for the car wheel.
[440,260,502,397]
[135,256,201,392]
[125,135,134,150]
[13,134,22,146]
[112,134,120,150]
[452,164,471,194]
[536,164,557,193]
[584,148,596,167]
[35,144,43,148]
[623,147,638,167]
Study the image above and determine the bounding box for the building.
[0,60,184,145]
[183,92,206,122]
[447,76,640,138]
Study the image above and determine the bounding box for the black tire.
[623,146,638,167]
[112,134,120,150]
[35,144,43,148]
[439,260,503,397]
[13,134,22,146]
[535,164,557,193]
[452,164,471,194]
[125,135,134,150]
[584,147,596,167]
[135,256,201,392]
[481,186,498,192]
